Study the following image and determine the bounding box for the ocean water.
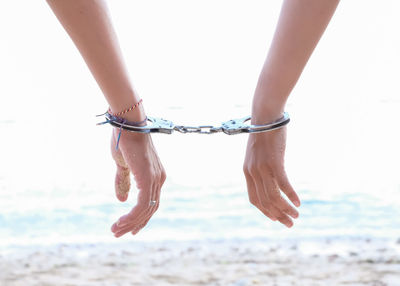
[1,0,400,247]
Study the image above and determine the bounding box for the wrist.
[251,95,286,125]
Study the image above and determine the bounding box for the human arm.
[243,0,340,227]
[46,0,166,236]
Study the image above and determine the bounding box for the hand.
[109,128,166,237]
[243,125,300,228]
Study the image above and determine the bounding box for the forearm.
[252,0,340,123]
[46,0,145,121]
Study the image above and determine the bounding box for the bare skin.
[46,0,339,235]
[46,0,165,237]
[110,128,166,237]
[244,0,340,227]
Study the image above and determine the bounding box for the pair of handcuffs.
[97,112,290,135]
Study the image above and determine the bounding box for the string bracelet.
[112,114,147,150]
[108,98,143,117]
[97,110,148,150]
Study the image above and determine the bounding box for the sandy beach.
[1,237,399,286]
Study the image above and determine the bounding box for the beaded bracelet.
[108,98,143,117]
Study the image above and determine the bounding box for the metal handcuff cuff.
[97,112,290,135]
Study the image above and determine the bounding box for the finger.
[131,168,163,224]
[111,130,131,202]
[113,201,156,237]
[275,168,301,207]
[131,181,162,235]
[114,227,132,238]
[112,207,151,237]
[111,191,152,233]
[261,174,299,219]
[114,165,130,202]
[113,182,158,232]
[114,219,147,237]
[256,203,277,221]
[131,227,143,235]
[112,168,160,234]
[114,221,145,237]
[111,210,145,232]
[111,181,159,236]
[252,169,293,227]
[128,181,162,236]
[243,167,276,221]
[250,170,281,221]
[111,197,153,233]
[131,219,150,235]
[270,204,294,228]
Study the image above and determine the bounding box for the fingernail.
[294,200,300,207]
[116,219,121,226]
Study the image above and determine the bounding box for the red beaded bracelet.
[109,98,143,117]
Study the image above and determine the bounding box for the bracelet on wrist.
[109,98,143,117]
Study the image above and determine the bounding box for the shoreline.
[1,236,399,286]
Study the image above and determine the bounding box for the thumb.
[114,164,131,202]
[111,130,131,202]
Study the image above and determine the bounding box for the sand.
[1,237,399,286]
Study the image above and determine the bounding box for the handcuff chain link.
[174,125,223,134]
